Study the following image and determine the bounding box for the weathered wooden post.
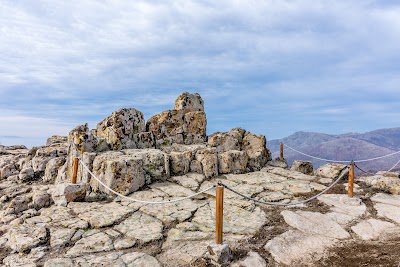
[348,162,355,198]
[71,157,79,184]
[216,184,224,244]
[280,143,284,160]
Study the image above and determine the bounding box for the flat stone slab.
[7,223,47,252]
[231,251,267,267]
[49,228,77,248]
[374,203,400,224]
[371,193,400,207]
[225,171,288,185]
[68,202,134,228]
[26,206,88,229]
[281,210,350,239]
[265,167,317,181]
[192,202,267,235]
[114,211,163,243]
[169,173,205,191]
[351,219,399,240]
[265,230,337,266]
[66,232,113,256]
[45,252,161,267]
[318,194,367,219]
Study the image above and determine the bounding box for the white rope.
[283,143,400,163]
[222,167,350,207]
[79,159,215,204]
[356,157,400,176]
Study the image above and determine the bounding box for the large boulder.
[174,92,204,114]
[51,183,88,206]
[208,128,246,152]
[291,160,314,175]
[46,135,68,146]
[218,150,248,174]
[96,108,146,150]
[315,163,348,179]
[44,157,66,183]
[196,148,218,178]
[147,92,207,148]
[91,152,145,195]
[242,132,270,171]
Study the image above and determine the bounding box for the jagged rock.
[123,149,170,183]
[204,243,232,266]
[358,175,400,194]
[315,163,347,179]
[46,136,68,146]
[32,191,51,209]
[218,150,248,174]
[351,219,399,240]
[7,223,47,252]
[68,123,97,154]
[32,144,68,173]
[51,183,88,207]
[231,251,267,267]
[79,152,97,183]
[242,132,270,171]
[18,167,35,182]
[147,110,185,148]
[49,228,76,248]
[281,210,350,239]
[174,92,204,113]
[290,160,313,175]
[96,108,146,150]
[190,160,203,173]
[3,246,48,267]
[196,148,218,178]
[267,158,288,168]
[114,211,163,243]
[265,230,337,266]
[170,151,192,176]
[91,152,145,195]
[0,163,19,180]
[183,111,207,145]
[208,128,246,152]
[43,157,65,182]
[66,232,113,256]
[5,195,32,215]
[133,131,156,149]
[68,202,134,228]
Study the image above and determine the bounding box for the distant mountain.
[268,128,400,172]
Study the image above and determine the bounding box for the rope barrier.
[79,159,215,204]
[220,167,349,207]
[355,157,400,176]
[283,143,400,163]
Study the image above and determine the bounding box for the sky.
[1,0,400,148]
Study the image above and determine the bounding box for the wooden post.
[71,157,79,184]
[280,143,284,160]
[216,185,224,244]
[348,162,354,198]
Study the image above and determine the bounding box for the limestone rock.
[46,136,68,146]
[32,144,68,173]
[8,223,47,252]
[147,109,185,148]
[91,152,145,195]
[66,232,113,256]
[68,123,97,153]
[317,194,367,219]
[371,193,400,207]
[218,150,248,174]
[174,92,204,113]
[265,230,337,266]
[0,163,19,180]
[374,203,400,223]
[358,175,400,194]
[196,148,218,178]
[267,159,288,168]
[5,195,31,215]
[51,183,87,206]
[28,205,88,229]
[183,111,207,144]
[170,151,192,176]
[281,210,350,239]
[208,128,246,152]
[204,243,232,266]
[49,228,77,248]
[170,173,206,191]
[123,149,169,183]
[132,131,156,149]
[68,202,134,228]
[315,163,347,178]
[114,211,163,243]
[43,157,65,183]
[242,132,270,171]
[290,160,313,175]
[44,258,74,267]
[32,191,51,209]
[231,251,267,267]
[96,108,145,150]
[121,252,162,267]
[351,219,399,241]
[18,167,35,182]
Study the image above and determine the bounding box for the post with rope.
[71,157,79,184]
[348,162,355,198]
[216,182,224,244]
[280,143,284,160]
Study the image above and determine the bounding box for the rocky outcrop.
[291,160,313,175]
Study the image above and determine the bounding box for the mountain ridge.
[268,127,400,172]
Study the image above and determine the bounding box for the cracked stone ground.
[1,167,400,267]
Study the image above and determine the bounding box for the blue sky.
[1,0,400,148]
